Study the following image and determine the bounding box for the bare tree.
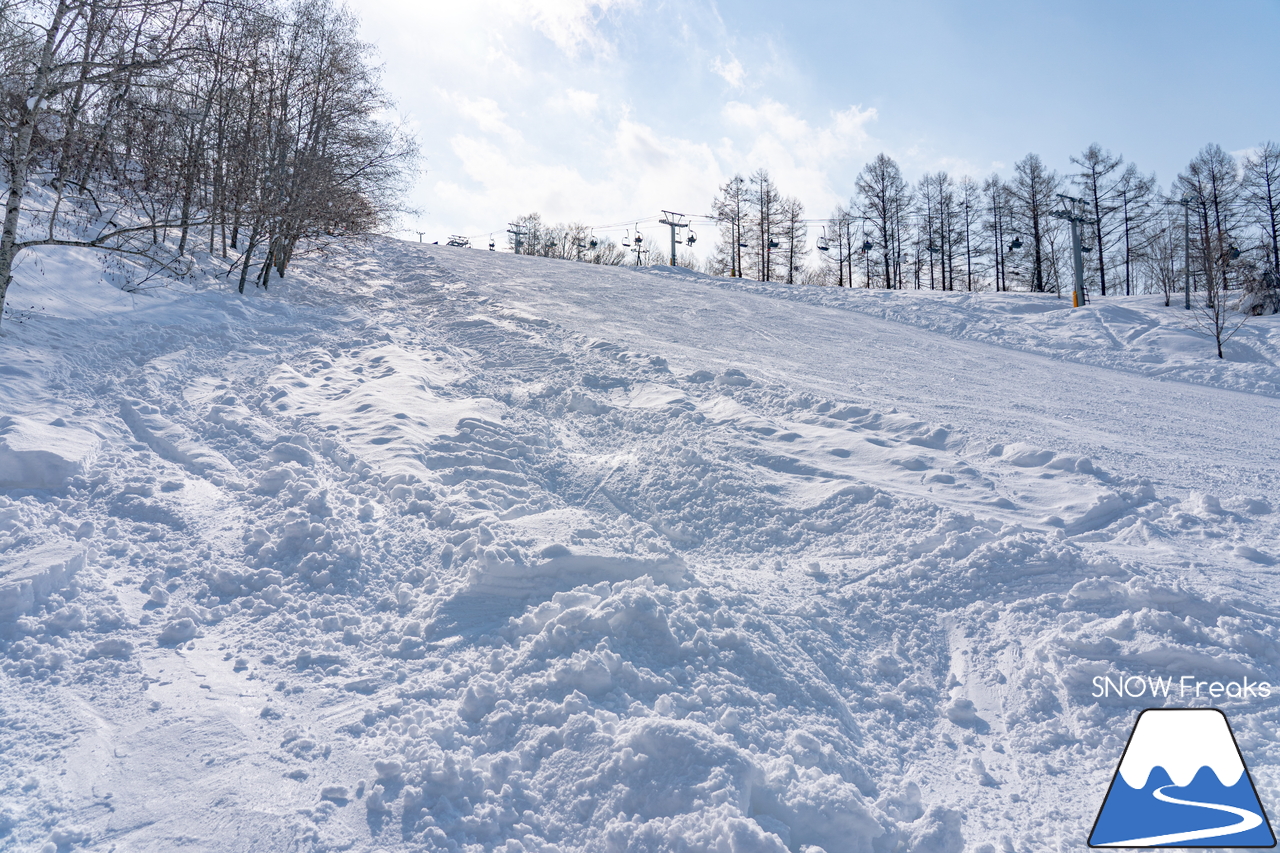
[957,176,983,292]
[1,0,210,325]
[1242,141,1280,276]
[1071,144,1124,295]
[779,195,807,284]
[1177,144,1244,305]
[1113,164,1157,296]
[1142,206,1183,306]
[747,168,783,282]
[856,153,910,289]
[1009,153,1062,293]
[915,172,940,290]
[711,174,747,278]
[0,0,417,320]
[983,174,1014,292]
[824,203,856,287]
[1190,259,1248,358]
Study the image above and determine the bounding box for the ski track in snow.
[1,237,1279,852]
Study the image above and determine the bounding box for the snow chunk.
[157,617,199,644]
[0,415,99,488]
[0,541,86,630]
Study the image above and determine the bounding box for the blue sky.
[351,0,1280,253]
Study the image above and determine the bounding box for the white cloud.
[712,55,745,88]
[715,99,879,212]
[522,0,641,57]
[548,88,601,117]
[723,99,876,160]
[1232,146,1262,164]
[439,92,523,146]
[347,0,894,244]
[433,115,728,242]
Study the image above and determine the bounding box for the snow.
[0,416,99,489]
[1,236,1279,852]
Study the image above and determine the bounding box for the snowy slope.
[1,237,1279,853]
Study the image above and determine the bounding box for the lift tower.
[659,211,690,267]
[1051,195,1096,308]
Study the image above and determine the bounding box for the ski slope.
[1,237,1279,853]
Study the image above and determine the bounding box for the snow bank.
[0,415,99,489]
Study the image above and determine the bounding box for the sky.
[349,0,1280,258]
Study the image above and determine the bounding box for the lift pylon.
[658,211,690,267]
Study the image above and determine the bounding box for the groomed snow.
[1,237,1278,853]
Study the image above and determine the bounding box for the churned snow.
[1,236,1279,853]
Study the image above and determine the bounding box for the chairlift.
[768,239,779,249]
[686,231,697,247]
[488,235,496,251]
[738,240,748,249]
[862,240,873,252]
[1009,236,1023,250]
[926,243,938,253]
[635,233,643,245]
[1081,243,1093,253]
[589,236,599,249]
[623,234,631,247]
[1229,246,1241,260]
[816,236,829,252]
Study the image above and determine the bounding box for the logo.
[1090,708,1276,848]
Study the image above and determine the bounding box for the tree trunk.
[237,224,261,294]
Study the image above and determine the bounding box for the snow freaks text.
[1091,674,1274,701]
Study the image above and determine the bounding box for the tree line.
[505,212,630,266]
[710,142,1280,315]
[1,0,417,325]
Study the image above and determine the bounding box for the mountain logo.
[1089,708,1276,848]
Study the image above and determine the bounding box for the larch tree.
[779,196,807,285]
[983,174,1013,292]
[856,153,910,289]
[1242,141,1280,275]
[957,176,983,292]
[711,174,748,278]
[915,173,940,290]
[1176,144,1244,301]
[1009,153,1061,293]
[1113,164,1157,296]
[1070,143,1124,296]
[747,168,783,282]
[824,204,856,287]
